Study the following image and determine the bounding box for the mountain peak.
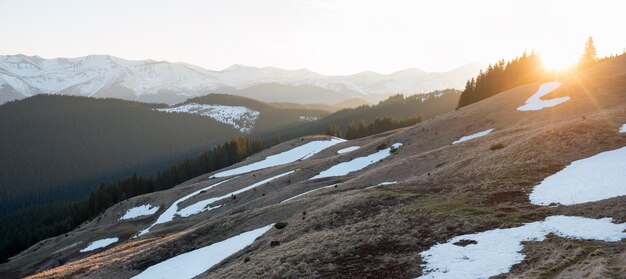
[223,64,255,71]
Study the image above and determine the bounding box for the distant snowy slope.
[157,103,260,133]
[0,54,482,105]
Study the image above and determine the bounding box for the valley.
[1,54,624,278]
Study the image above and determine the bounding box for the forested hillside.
[0,137,265,263]
[0,95,240,218]
[457,38,623,108]
[261,89,461,140]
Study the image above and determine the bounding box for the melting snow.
[337,146,360,154]
[517,82,569,111]
[418,216,626,279]
[211,137,346,177]
[366,181,398,189]
[157,103,260,133]
[132,224,274,279]
[281,184,336,203]
[119,204,159,220]
[299,116,318,121]
[529,146,626,206]
[138,178,235,236]
[311,143,402,179]
[54,242,80,254]
[177,170,295,217]
[452,129,494,145]
[620,124,626,133]
[80,237,119,253]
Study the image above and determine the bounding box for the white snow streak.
[132,224,274,279]
[418,216,626,279]
[138,178,235,236]
[336,146,360,154]
[365,181,398,189]
[157,103,260,133]
[529,146,626,206]
[177,170,295,217]
[211,137,346,178]
[119,204,159,221]
[280,184,336,203]
[54,242,80,254]
[311,143,402,179]
[619,124,626,133]
[452,129,494,145]
[517,82,568,111]
[80,238,119,253]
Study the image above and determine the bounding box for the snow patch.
[517,82,569,111]
[54,242,80,254]
[452,129,494,144]
[337,146,360,154]
[366,181,398,189]
[418,216,626,279]
[619,124,626,133]
[80,237,119,253]
[177,170,295,217]
[156,103,260,133]
[299,116,318,121]
[281,184,336,203]
[311,143,402,179]
[211,137,346,177]
[138,178,235,236]
[119,204,159,220]
[529,146,626,206]
[132,224,274,279]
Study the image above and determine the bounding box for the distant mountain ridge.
[0,54,482,105]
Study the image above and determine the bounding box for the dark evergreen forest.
[0,95,242,217]
[0,136,265,263]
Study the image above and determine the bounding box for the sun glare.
[541,54,577,71]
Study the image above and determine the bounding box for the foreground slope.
[2,56,625,278]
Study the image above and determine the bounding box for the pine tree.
[324,122,341,137]
[578,36,598,69]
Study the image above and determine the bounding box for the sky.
[1,0,625,75]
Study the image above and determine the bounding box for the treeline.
[457,52,546,108]
[458,37,624,108]
[0,137,265,263]
[324,116,422,139]
[261,89,461,141]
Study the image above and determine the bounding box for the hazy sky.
[1,0,625,74]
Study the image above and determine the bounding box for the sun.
[540,53,577,71]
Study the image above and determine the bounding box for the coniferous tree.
[578,36,598,69]
[324,122,342,137]
[457,52,545,108]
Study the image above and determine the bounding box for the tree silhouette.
[578,36,598,69]
[324,122,342,137]
[457,52,545,108]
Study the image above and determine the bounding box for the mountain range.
[0,54,482,105]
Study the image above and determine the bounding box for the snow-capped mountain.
[0,54,482,104]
